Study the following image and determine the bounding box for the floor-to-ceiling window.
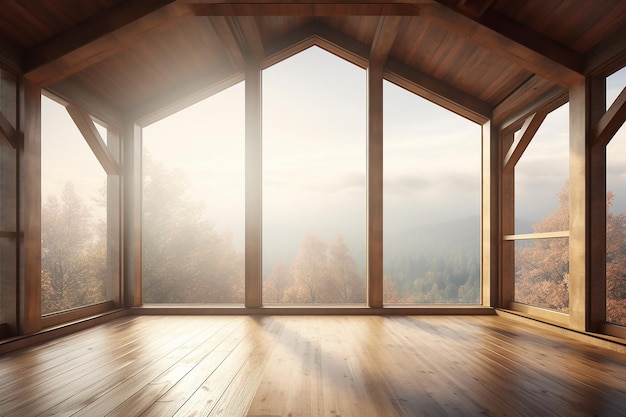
[41,94,118,315]
[383,80,481,304]
[262,46,366,305]
[142,83,245,304]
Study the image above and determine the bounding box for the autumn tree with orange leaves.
[516,183,626,324]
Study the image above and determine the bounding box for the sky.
[41,46,626,275]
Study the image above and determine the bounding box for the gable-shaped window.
[262,46,367,305]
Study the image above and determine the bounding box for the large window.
[606,68,626,326]
[383,80,481,304]
[142,84,245,304]
[41,95,117,315]
[262,46,366,304]
[512,103,570,313]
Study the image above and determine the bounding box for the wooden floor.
[1,315,625,417]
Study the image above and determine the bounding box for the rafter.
[594,86,626,147]
[503,110,548,172]
[370,16,403,65]
[25,0,188,86]
[188,2,423,16]
[425,2,584,87]
[66,104,119,175]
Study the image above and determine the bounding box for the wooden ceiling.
[0,0,624,126]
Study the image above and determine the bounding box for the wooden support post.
[107,128,121,307]
[568,77,605,331]
[367,62,383,308]
[499,129,515,308]
[482,120,499,307]
[589,78,608,332]
[19,79,42,334]
[122,121,142,307]
[245,57,262,308]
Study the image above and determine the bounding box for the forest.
[40,160,626,326]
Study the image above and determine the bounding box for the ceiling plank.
[207,16,246,69]
[66,104,120,175]
[370,15,403,64]
[25,0,189,86]
[48,79,123,127]
[189,2,422,16]
[424,2,584,87]
[493,75,567,128]
[594,86,626,147]
[385,58,492,124]
[131,68,243,125]
[235,16,265,60]
[503,110,548,172]
[0,111,17,148]
[585,25,626,77]
[457,0,495,19]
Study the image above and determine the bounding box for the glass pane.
[383,80,481,304]
[142,83,245,304]
[515,103,569,233]
[94,120,108,146]
[262,46,366,305]
[515,238,569,313]
[41,96,109,314]
[606,123,626,326]
[606,67,626,110]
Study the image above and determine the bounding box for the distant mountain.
[384,215,480,259]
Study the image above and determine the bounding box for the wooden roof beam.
[66,104,119,175]
[188,2,423,16]
[25,0,189,86]
[425,2,584,87]
[370,15,403,65]
[594,86,626,148]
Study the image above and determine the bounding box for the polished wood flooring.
[1,315,625,417]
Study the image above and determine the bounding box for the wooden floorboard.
[0,315,625,417]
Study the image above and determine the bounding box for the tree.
[606,191,626,325]
[516,183,626,321]
[41,182,107,314]
[264,261,292,303]
[515,183,570,312]
[142,155,244,303]
[327,235,365,303]
[285,233,329,303]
